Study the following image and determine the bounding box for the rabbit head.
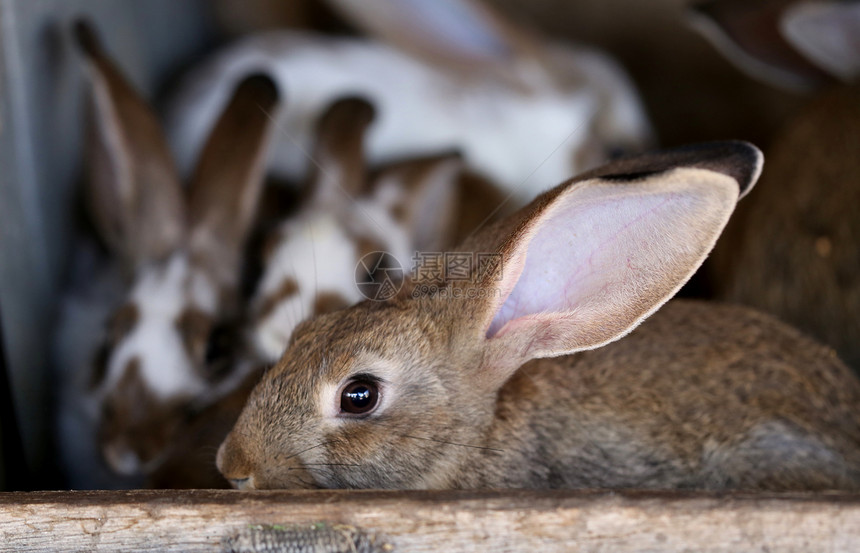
[250,95,503,361]
[74,21,280,476]
[217,141,761,490]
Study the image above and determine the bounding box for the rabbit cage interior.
[0,0,859,550]
[0,0,798,492]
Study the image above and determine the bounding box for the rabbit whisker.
[295,476,322,489]
[371,422,503,453]
[398,435,503,453]
[279,440,333,463]
[297,463,361,468]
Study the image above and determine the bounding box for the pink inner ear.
[487,187,694,338]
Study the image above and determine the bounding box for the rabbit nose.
[216,433,255,486]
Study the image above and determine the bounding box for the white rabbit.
[166,0,653,206]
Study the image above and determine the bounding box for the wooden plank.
[0,489,858,552]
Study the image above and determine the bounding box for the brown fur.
[699,1,860,371]
[90,304,140,390]
[213,0,345,36]
[147,369,263,489]
[220,294,860,490]
[712,85,860,370]
[175,308,214,372]
[375,155,459,249]
[100,360,190,472]
[76,22,185,272]
[75,20,281,480]
[371,154,511,252]
[218,142,860,492]
[187,76,280,288]
[78,20,279,291]
[355,236,386,261]
[313,292,351,316]
[309,97,375,199]
[255,278,300,322]
[106,303,140,344]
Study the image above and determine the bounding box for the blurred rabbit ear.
[187,74,281,287]
[782,1,860,82]
[455,142,762,390]
[688,0,832,91]
[372,153,463,253]
[324,0,539,80]
[74,20,185,271]
[306,96,376,206]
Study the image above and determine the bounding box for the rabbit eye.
[340,379,380,416]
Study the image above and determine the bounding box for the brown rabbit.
[691,0,860,370]
[217,141,860,492]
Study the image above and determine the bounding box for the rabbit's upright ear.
[305,96,376,206]
[688,0,832,91]
[781,1,860,82]
[371,153,463,252]
[324,0,538,79]
[461,142,762,388]
[186,74,280,286]
[74,21,185,271]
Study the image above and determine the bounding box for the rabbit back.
[476,300,860,490]
[167,31,651,203]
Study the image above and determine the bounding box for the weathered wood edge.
[0,489,859,552]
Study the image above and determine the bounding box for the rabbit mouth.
[228,476,255,490]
